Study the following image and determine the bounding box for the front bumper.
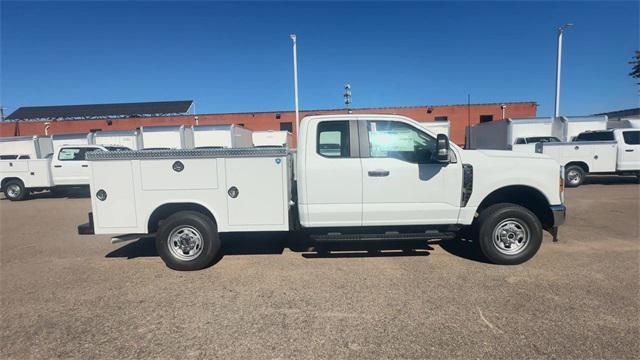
[77,212,94,235]
[550,204,566,226]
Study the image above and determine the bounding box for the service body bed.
[86,148,293,235]
[535,141,617,173]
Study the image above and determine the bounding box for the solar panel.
[6,100,193,120]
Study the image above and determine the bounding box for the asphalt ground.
[1,176,638,359]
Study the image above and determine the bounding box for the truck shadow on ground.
[583,175,639,186]
[105,233,490,264]
[0,188,90,201]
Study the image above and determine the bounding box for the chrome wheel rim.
[6,184,21,198]
[567,170,581,185]
[167,225,203,261]
[492,218,530,255]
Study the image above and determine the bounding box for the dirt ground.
[1,176,638,359]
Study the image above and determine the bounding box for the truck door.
[52,147,102,185]
[304,120,362,226]
[360,120,462,226]
[616,130,640,171]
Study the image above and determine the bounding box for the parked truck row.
[468,115,640,186]
[77,114,566,270]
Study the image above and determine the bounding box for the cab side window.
[367,120,437,163]
[317,121,350,158]
[58,147,102,161]
[58,148,83,161]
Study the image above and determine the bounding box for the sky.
[1,1,638,118]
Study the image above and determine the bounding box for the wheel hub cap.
[567,170,580,184]
[7,184,21,198]
[492,219,530,255]
[168,226,203,261]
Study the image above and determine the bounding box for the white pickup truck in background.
[78,114,566,270]
[536,129,640,187]
[1,144,127,200]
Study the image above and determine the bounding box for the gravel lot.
[1,177,638,359]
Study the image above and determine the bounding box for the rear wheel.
[156,211,220,271]
[3,180,26,201]
[565,165,585,187]
[477,203,543,265]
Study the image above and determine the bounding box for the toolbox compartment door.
[92,161,137,228]
[225,157,285,226]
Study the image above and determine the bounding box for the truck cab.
[51,145,109,185]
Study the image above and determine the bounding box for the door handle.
[81,165,89,167]
[54,165,62,168]
[625,149,634,152]
[368,170,390,177]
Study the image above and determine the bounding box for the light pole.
[554,23,573,118]
[290,34,300,133]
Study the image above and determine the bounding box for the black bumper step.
[311,231,456,242]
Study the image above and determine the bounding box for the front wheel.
[477,203,543,265]
[3,180,27,201]
[156,211,221,271]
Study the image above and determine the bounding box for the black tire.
[565,165,585,187]
[476,203,543,265]
[155,210,220,271]
[3,179,26,201]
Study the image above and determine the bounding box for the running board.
[311,231,456,242]
[111,234,145,244]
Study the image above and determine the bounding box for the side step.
[111,234,145,244]
[311,230,456,242]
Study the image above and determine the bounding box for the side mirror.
[436,134,450,163]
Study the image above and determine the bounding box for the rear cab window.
[575,132,614,141]
[317,121,351,158]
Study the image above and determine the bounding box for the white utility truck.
[88,130,140,150]
[78,114,565,270]
[139,125,192,150]
[469,116,608,152]
[1,144,118,200]
[0,135,53,159]
[536,129,640,187]
[78,114,566,270]
[252,130,292,147]
[468,117,560,151]
[192,125,253,149]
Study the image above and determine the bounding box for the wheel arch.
[1,177,25,190]
[565,161,589,173]
[147,202,217,233]
[476,185,554,230]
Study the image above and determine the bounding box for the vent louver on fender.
[461,164,473,207]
